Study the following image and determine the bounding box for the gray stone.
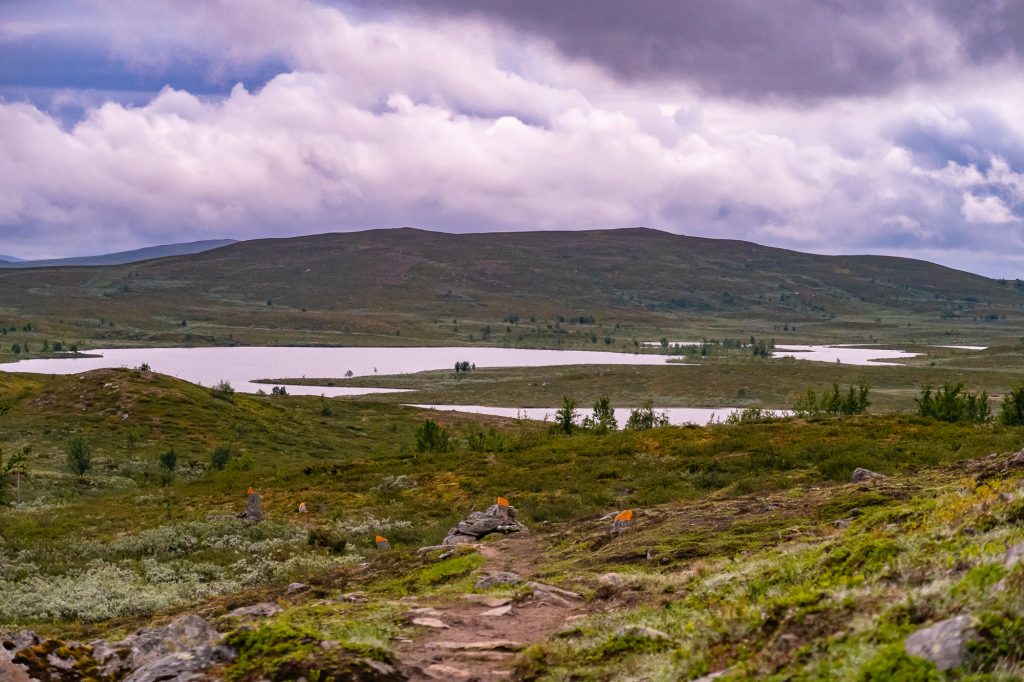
[480,605,513,617]
[94,614,223,678]
[239,491,264,522]
[851,467,887,483]
[1,630,40,657]
[475,571,524,589]
[228,602,283,619]
[123,646,236,682]
[442,504,529,545]
[286,582,308,594]
[904,615,977,671]
[0,656,31,682]
[615,625,672,641]
[1005,541,1024,567]
[1008,449,1024,466]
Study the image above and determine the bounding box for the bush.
[415,419,451,453]
[582,396,618,433]
[210,445,232,470]
[211,380,235,401]
[856,644,941,681]
[553,397,578,435]
[625,400,669,430]
[1000,384,1024,426]
[158,448,177,485]
[794,383,870,417]
[66,436,92,479]
[915,383,990,423]
[307,527,348,554]
[271,385,288,396]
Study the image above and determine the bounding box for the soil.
[395,534,590,681]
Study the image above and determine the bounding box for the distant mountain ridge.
[0,227,1018,347]
[0,239,236,268]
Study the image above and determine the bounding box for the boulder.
[904,615,977,671]
[228,602,283,620]
[615,625,672,641]
[1005,541,1024,567]
[124,646,236,682]
[442,504,529,545]
[851,467,887,483]
[0,656,32,682]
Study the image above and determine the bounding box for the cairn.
[442,498,529,545]
[239,487,264,523]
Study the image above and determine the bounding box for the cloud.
[2,1,1024,276]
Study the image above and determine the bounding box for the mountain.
[0,239,236,268]
[0,227,1019,344]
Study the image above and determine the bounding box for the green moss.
[856,644,941,681]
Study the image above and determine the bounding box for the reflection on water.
[0,346,683,397]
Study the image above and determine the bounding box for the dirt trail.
[396,534,589,681]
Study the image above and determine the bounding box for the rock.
[904,615,977,671]
[0,656,32,682]
[475,571,524,589]
[286,582,308,594]
[615,625,672,641]
[426,663,473,679]
[411,617,449,629]
[851,467,887,483]
[442,504,529,545]
[428,640,523,652]
[239,491,264,522]
[228,602,283,620]
[527,581,583,606]
[409,607,445,618]
[1005,541,1024,567]
[1008,449,1024,466]
[461,594,512,607]
[481,605,514,617]
[598,573,625,587]
[691,671,728,682]
[337,591,369,603]
[91,614,223,678]
[1,630,41,656]
[124,646,236,682]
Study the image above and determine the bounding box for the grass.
[3,362,1024,678]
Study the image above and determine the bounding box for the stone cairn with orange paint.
[441,496,529,545]
[238,486,264,523]
[611,509,635,533]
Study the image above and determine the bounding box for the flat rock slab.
[905,615,977,671]
[411,618,450,629]
[480,605,514,617]
[428,640,523,652]
[461,595,512,608]
[228,602,283,619]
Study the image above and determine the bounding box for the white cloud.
[962,193,1016,224]
[3,0,1024,275]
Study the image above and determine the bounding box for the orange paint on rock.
[497,496,510,507]
[614,509,634,522]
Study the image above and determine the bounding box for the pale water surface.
[0,346,681,397]
[773,344,920,365]
[409,404,766,426]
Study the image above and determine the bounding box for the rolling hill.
[0,239,236,268]
[0,227,1019,348]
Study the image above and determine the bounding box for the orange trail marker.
[375,535,391,551]
[297,502,308,513]
[247,487,255,495]
[497,496,510,507]
[612,509,635,533]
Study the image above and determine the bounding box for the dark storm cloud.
[359,0,957,99]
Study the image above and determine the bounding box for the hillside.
[1,368,1023,679]
[0,239,236,268]
[0,228,1019,353]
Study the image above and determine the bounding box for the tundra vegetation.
[0,367,1023,678]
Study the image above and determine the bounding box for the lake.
[409,404,765,426]
[772,344,921,365]
[0,346,680,397]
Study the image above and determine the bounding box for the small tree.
[210,445,232,470]
[415,419,451,453]
[584,396,617,433]
[0,446,27,502]
[553,396,578,435]
[625,400,669,431]
[66,436,92,479]
[158,448,177,485]
[1001,384,1024,426]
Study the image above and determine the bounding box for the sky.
[3,1,1024,276]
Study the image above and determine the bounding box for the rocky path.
[396,534,588,681]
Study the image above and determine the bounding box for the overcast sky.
[3,1,1024,276]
